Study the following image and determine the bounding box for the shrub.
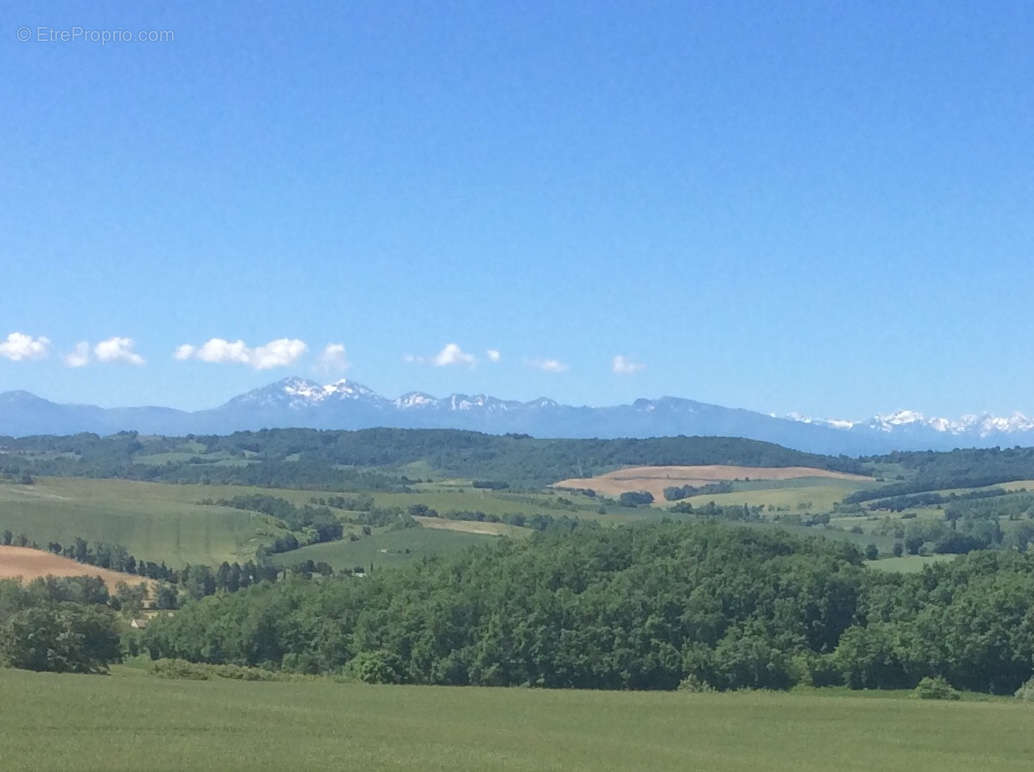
[914,676,961,700]
[349,650,406,684]
[150,658,288,682]
[677,674,716,693]
[151,658,211,680]
[1014,677,1034,701]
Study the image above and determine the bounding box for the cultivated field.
[0,546,149,589]
[0,478,292,567]
[0,667,1032,771]
[554,465,870,502]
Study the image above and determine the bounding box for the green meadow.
[269,526,497,571]
[0,477,278,567]
[0,667,1032,771]
[680,480,867,513]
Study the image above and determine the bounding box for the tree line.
[136,521,1034,695]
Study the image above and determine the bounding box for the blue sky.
[2,1,1032,419]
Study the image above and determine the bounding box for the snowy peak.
[797,409,1034,439]
[226,377,384,410]
[318,379,380,401]
[394,392,438,409]
[867,410,930,432]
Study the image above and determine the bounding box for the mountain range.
[3,377,1034,456]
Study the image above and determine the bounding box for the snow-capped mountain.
[225,377,387,409]
[793,409,1034,446]
[3,377,1034,455]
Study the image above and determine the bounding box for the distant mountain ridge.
[2,377,1034,455]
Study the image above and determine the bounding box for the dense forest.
[847,447,1034,502]
[0,429,867,489]
[138,522,1034,695]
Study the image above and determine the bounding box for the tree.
[115,581,148,618]
[618,491,654,507]
[864,544,879,561]
[0,603,121,673]
[154,582,179,610]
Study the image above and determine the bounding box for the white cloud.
[250,339,308,370]
[612,355,645,375]
[0,332,51,361]
[195,338,251,365]
[527,357,569,373]
[94,337,145,366]
[404,344,487,368]
[431,343,475,367]
[318,343,350,373]
[64,342,91,368]
[176,337,308,370]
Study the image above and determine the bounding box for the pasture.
[0,667,1032,771]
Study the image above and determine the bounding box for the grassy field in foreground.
[1,667,1033,771]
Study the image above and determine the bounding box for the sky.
[1,1,1032,420]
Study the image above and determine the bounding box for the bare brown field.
[554,465,870,501]
[0,546,150,589]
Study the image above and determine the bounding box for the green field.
[867,554,958,573]
[1,667,1032,771]
[269,526,497,571]
[372,487,600,517]
[680,481,866,513]
[0,478,286,567]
